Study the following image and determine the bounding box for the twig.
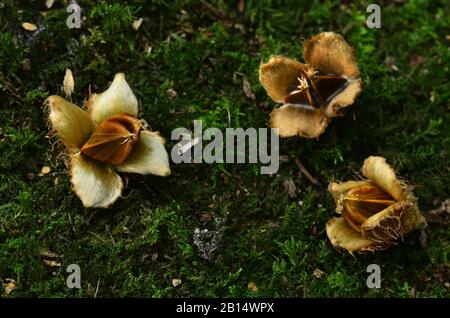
[88,231,108,243]
[94,278,100,298]
[294,158,320,185]
[0,74,24,101]
[105,225,115,244]
[221,169,249,194]
[200,0,226,19]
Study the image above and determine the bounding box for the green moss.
[0,0,449,297]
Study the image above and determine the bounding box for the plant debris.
[425,199,450,224]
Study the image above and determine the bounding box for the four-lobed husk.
[326,156,427,254]
[45,73,170,209]
[259,32,362,138]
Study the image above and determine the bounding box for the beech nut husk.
[259,32,362,138]
[326,156,427,254]
[45,73,171,208]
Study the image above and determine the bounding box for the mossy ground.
[0,0,449,297]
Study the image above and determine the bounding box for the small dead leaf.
[426,199,450,224]
[200,28,214,38]
[43,259,61,268]
[283,178,297,198]
[446,35,450,42]
[313,269,325,279]
[41,166,51,174]
[132,18,143,31]
[8,228,20,235]
[247,281,258,292]
[410,55,425,65]
[410,286,416,298]
[430,91,436,103]
[200,212,213,223]
[384,56,398,71]
[419,229,427,249]
[172,278,182,287]
[40,250,61,258]
[151,252,158,261]
[238,0,245,12]
[242,77,256,100]
[166,88,177,100]
[267,220,280,229]
[3,279,16,295]
[26,172,35,180]
[21,58,31,71]
[45,0,55,8]
[234,23,245,34]
[22,22,38,31]
[63,68,75,98]
[143,42,152,54]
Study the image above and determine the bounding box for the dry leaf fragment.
[247,281,258,291]
[45,0,55,9]
[384,56,398,71]
[267,220,280,228]
[200,212,213,223]
[41,166,51,174]
[313,269,325,279]
[132,18,143,31]
[44,259,61,267]
[283,178,297,198]
[40,250,61,258]
[21,58,31,71]
[238,0,245,12]
[172,278,182,287]
[425,199,450,224]
[3,279,16,295]
[243,77,256,100]
[22,22,38,31]
[410,55,425,65]
[63,68,75,98]
[166,88,177,100]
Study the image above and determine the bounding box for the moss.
[0,0,449,297]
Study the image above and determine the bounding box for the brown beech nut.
[80,113,142,165]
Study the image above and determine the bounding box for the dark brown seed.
[81,113,142,165]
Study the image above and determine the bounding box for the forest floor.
[0,0,449,297]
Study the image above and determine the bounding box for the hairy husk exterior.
[326,156,427,254]
[259,32,361,138]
